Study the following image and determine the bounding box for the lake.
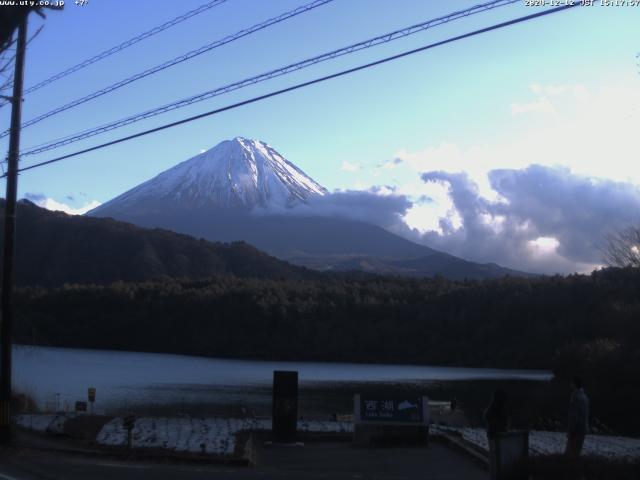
[13,345,551,415]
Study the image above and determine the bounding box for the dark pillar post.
[0,16,28,446]
[272,370,298,443]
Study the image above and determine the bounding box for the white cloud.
[352,179,368,190]
[403,200,462,235]
[394,81,640,189]
[335,80,640,273]
[378,158,402,171]
[327,80,640,274]
[414,165,640,274]
[510,84,590,116]
[29,196,102,215]
[340,161,361,172]
[529,83,588,98]
[255,188,412,235]
[393,142,501,201]
[510,96,554,115]
[528,236,560,255]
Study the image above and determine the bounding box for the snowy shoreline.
[434,426,640,461]
[17,414,353,457]
[17,414,640,461]
[96,416,352,456]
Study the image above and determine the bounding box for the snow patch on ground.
[16,414,58,432]
[435,426,640,460]
[96,417,353,456]
[18,413,640,461]
[16,413,70,433]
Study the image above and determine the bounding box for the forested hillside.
[14,267,639,369]
[0,200,312,286]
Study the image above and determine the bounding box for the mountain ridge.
[89,137,532,280]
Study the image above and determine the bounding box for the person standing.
[565,377,589,457]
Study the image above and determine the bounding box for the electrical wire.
[19,0,521,155]
[2,0,334,137]
[2,0,229,106]
[5,3,580,179]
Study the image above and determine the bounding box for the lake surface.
[14,345,551,413]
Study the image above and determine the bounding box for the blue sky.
[1,0,639,273]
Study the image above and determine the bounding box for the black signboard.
[359,396,423,423]
[272,370,298,443]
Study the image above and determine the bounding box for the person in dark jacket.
[565,377,589,457]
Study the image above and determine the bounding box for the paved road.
[0,442,487,480]
[1,449,251,480]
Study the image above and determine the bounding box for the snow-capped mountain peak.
[90,137,327,215]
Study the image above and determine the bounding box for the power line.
[18,0,518,152]
[2,0,335,137]
[19,0,521,156]
[6,3,580,179]
[0,26,44,98]
[0,0,228,108]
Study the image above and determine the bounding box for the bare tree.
[603,225,640,268]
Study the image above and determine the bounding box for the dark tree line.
[12,267,640,369]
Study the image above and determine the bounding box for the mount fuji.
[90,137,326,216]
[88,138,528,279]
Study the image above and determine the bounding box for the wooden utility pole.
[0,15,27,446]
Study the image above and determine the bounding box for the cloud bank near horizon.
[414,165,640,274]
[331,82,640,274]
[267,164,640,274]
[24,193,102,216]
[255,187,413,234]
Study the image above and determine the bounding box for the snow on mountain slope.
[90,137,326,215]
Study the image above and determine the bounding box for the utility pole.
[0,15,27,445]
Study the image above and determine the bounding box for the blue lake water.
[14,345,551,413]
